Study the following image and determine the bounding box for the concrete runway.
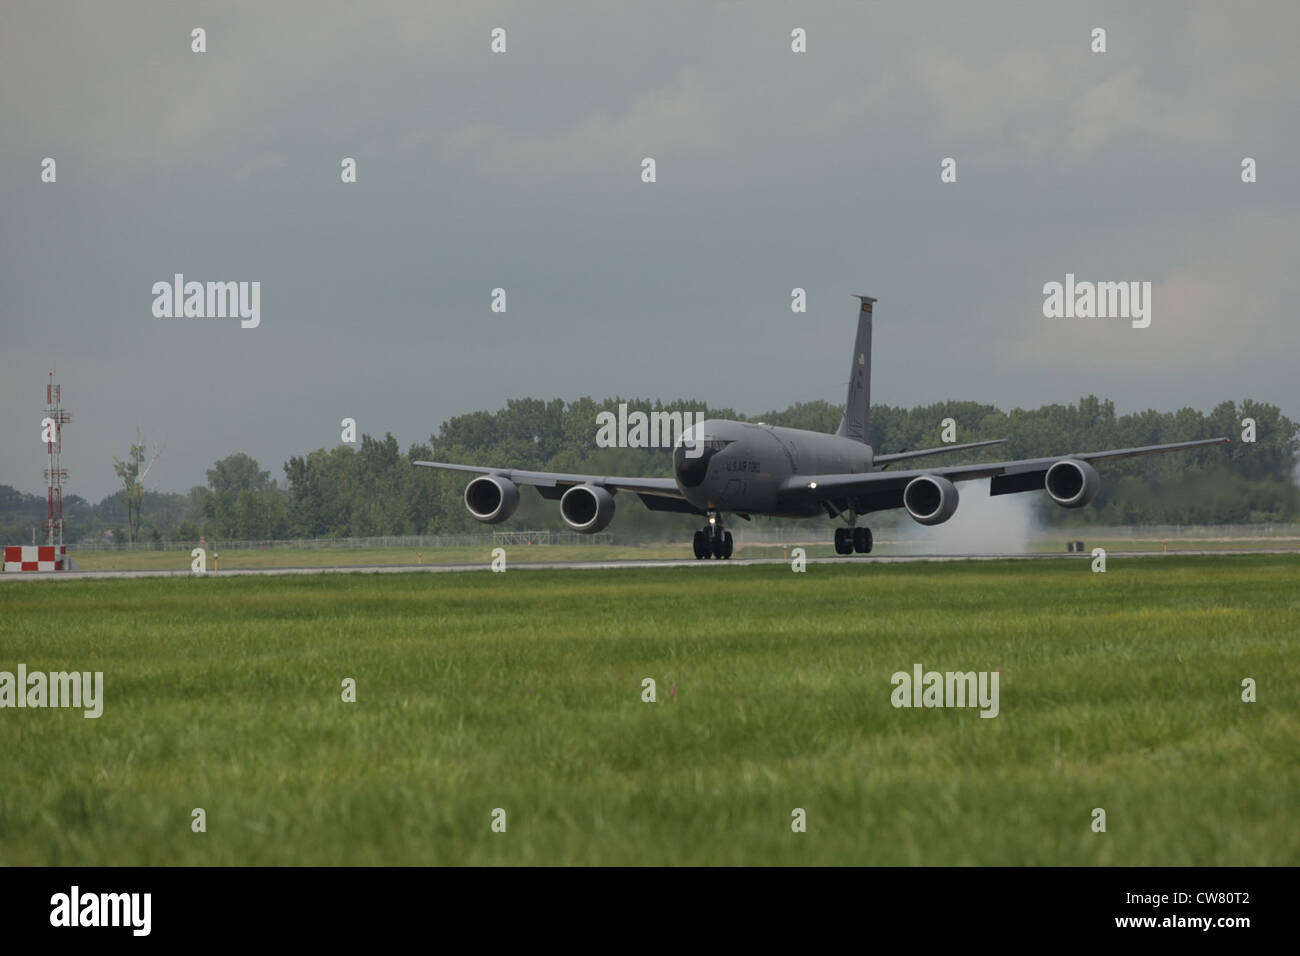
[3,548,1297,581]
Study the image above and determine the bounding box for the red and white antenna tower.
[43,371,71,547]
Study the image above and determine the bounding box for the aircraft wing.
[413,460,684,499]
[873,438,1007,466]
[778,437,1231,512]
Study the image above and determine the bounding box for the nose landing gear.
[693,514,734,559]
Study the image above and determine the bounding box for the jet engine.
[463,474,520,524]
[1044,459,1100,508]
[903,475,960,525]
[560,484,615,533]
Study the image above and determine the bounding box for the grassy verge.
[1,555,1295,864]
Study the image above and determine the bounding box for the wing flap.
[638,493,707,515]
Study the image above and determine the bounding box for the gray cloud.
[1,1,1296,500]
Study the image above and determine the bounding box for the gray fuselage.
[672,419,874,517]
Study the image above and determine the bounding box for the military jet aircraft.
[415,295,1228,559]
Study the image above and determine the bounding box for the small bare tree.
[112,427,165,547]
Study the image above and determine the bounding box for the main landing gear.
[834,526,873,555]
[693,514,734,560]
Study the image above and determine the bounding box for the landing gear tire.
[834,527,853,555]
[693,530,708,559]
[853,527,873,554]
[696,518,732,560]
[710,533,726,559]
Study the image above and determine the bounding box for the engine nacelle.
[903,475,960,526]
[463,474,520,524]
[1045,459,1100,508]
[560,484,615,533]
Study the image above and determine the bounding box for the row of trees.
[417,394,1296,530]
[1,395,1294,546]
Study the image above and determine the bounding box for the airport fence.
[65,531,614,552]
[725,523,1300,548]
[1037,524,1300,540]
[58,523,1300,553]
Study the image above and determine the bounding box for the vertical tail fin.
[835,295,874,443]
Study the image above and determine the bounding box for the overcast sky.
[2,1,1296,500]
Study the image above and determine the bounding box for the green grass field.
[1,555,1296,865]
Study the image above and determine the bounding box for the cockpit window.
[677,430,728,446]
[673,437,730,487]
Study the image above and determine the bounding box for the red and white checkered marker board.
[3,545,66,571]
